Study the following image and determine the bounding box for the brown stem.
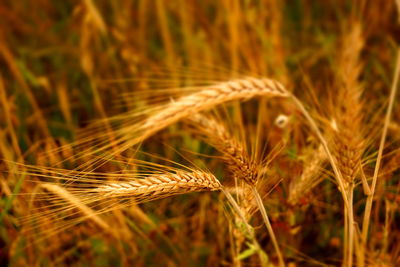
[252,187,285,267]
[360,49,400,266]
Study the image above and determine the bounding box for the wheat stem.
[252,187,285,267]
[221,187,269,267]
[347,183,355,267]
[360,49,400,266]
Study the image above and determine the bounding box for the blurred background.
[1,0,399,266]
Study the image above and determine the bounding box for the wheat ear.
[188,113,258,185]
[60,78,288,169]
[133,78,288,145]
[94,169,271,263]
[94,170,222,202]
[329,23,365,267]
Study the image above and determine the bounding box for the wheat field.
[1,1,400,266]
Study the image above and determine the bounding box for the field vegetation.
[1,0,400,266]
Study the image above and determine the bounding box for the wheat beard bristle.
[94,171,222,202]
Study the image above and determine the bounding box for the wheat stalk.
[231,185,255,252]
[19,167,222,250]
[333,23,365,267]
[360,50,400,267]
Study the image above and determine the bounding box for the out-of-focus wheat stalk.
[330,22,365,267]
[288,145,327,206]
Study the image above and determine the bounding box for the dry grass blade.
[17,183,118,253]
[231,186,256,253]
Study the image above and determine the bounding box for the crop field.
[0,0,399,266]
